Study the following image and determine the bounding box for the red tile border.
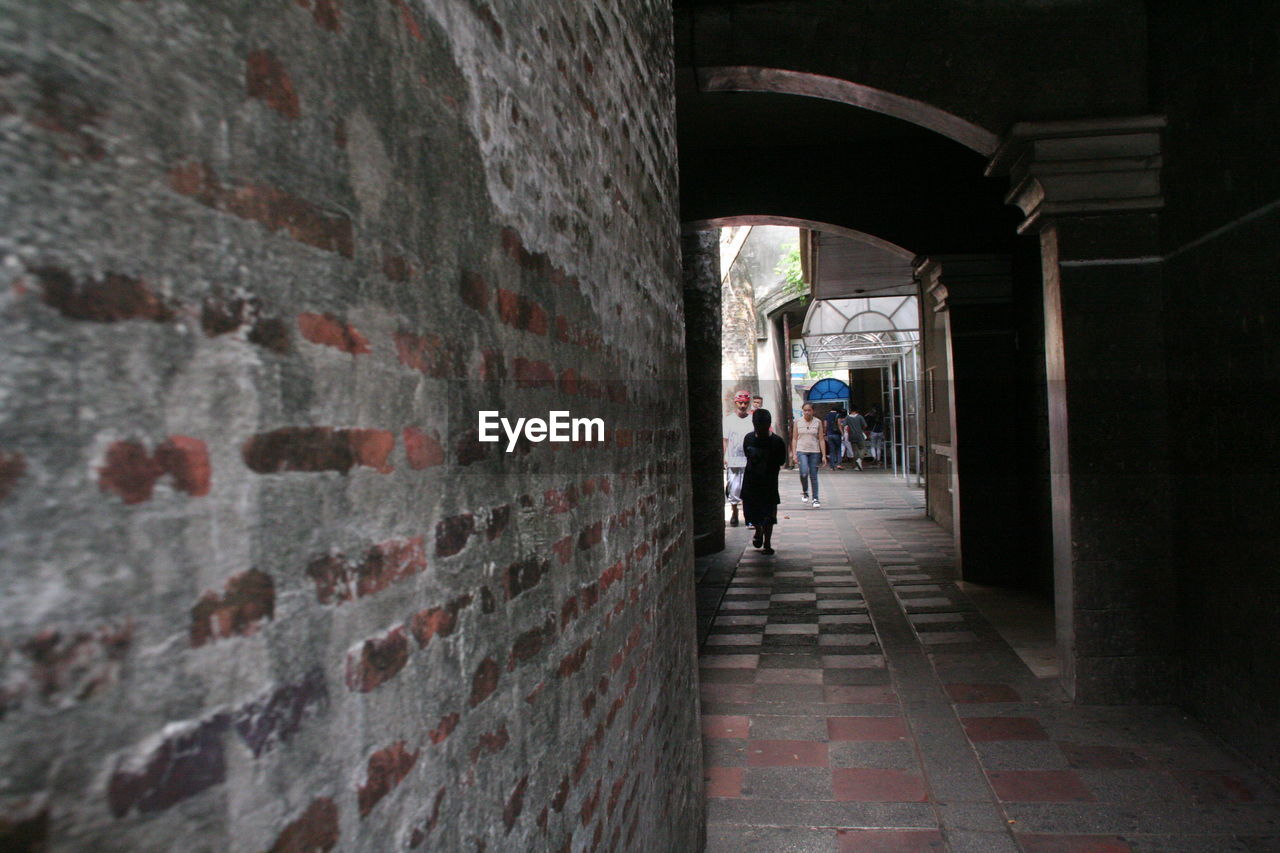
[835,829,946,852]
[827,716,909,742]
[705,766,744,798]
[945,682,1020,703]
[962,716,1049,742]
[988,770,1095,803]
[746,739,829,767]
[702,715,749,739]
[832,768,928,802]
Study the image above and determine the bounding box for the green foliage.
[775,243,808,302]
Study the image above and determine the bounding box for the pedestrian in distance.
[791,401,826,508]
[722,390,754,526]
[824,406,844,470]
[742,408,787,554]
[845,404,869,471]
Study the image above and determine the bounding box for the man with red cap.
[722,390,754,526]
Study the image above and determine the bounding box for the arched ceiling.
[676,80,1023,254]
[673,0,1150,256]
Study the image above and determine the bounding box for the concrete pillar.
[988,117,1174,703]
[915,256,1018,586]
[683,230,726,556]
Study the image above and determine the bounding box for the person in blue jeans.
[824,407,844,470]
[790,402,827,508]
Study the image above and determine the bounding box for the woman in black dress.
[741,408,788,554]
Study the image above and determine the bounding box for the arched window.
[807,377,850,402]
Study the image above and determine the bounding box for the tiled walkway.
[699,469,1280,852]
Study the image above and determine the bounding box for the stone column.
[915,256,1017,586]
[987,117,1173,702]
[683,230,725,556]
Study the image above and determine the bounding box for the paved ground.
[698,467,1280,852]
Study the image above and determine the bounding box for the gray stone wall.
[0,1,702,850]
[1150,1,1280,780]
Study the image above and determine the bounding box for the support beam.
[988,117,1174,703]
[682,230,726,556]
[915,256,1016,587]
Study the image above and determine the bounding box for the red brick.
[503,776,528,832]
[246,50,300,119]
[231,667,327,757]
[577,521,602,550]
[268,797,339,853]
[486,504,511,539]
[297,312,369,354]
[0,451,26,502]
[558,640,592,678]
[19,621,132,704]
[945,683,1021,704]
[153,436,211,497]
[168,161,353,257]
[99,440,164,504]
[293,0,341,32]
[344,626,410,693]
[408,594,472,647]
[107,714,230,817]
[701,715,748,739]
[428,713,459,744]
[306,537,427,604]
[381,254,412,282]
[469,657,500,707]
[962,716,1049,742]
[190,569,274,647]
[242,427,395,474]
[27,78,106,161]
[33,266,173,322]
[435,513,475,557]
[408,787,446,849]
[403,427,445,469]
[514,357,554,388]
[460,269,489,311]
[200,293,290,352]
[497,288,548,335]
[833,768,928,802]
[551,535,575,564]
[504,555,547,600]
[827,716,909,742]
[988,771,1094,803]
[390,0,425,40]
[469,724,510,764]
[0,806,50,853]
[395,330,454,377]
[357,741,419,818]
[1173,768,1275,803]
[746,740,828,767]
[508,625,545,670]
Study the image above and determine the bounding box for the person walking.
[866,405,885,465]
[845,404,869,471]
[791,402,826,508]
[722,390,754,526]
[824,406,844,471]
[742,408,787,554]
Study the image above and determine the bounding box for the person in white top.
[790,401,827,507]
[722,390,755,526]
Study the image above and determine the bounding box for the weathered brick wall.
[721,236,758,407]
[0,1,701,851]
